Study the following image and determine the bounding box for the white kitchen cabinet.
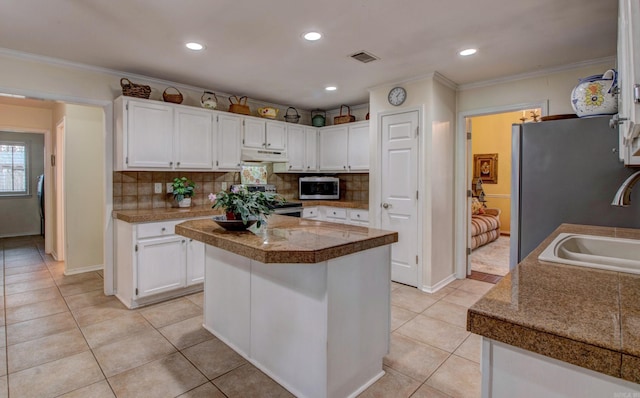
[114,96,215,171]
[115,218,205,308]
[216,113,242,170]
[318,121,369,172]
[618,0,640,165]
[347,122,370,171]
[304,206,369,226]
[242,119,286,150]
[280,125,318,172]
[319,125,348,171]
[136,235,186,297]
[186,238,205,285]
[302,206,319,219]
[349,209,369,226]
[174,107,214,170]
[115,97,174,169]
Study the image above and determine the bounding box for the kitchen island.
[176,215,398,398]
[468,224,640,397]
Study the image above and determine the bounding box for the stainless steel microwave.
[299,177,340,200]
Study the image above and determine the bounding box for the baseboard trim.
[64,264,103,276]
[421,274,457,294]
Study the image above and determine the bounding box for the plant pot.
[178,197,191,208]
[226,211,240,220]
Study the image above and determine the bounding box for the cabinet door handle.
[169,161,173,166]
[289,165,292,169]
[343,165,347,169]
[177,161,181,167]
[161,227,166,231]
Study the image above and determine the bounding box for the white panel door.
[174,107,213,170]
[186,238,205,285]
[381,111,419,287]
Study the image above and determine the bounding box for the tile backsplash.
[113,171,369,210]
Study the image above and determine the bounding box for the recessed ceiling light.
[325,86,337,91]
[186,42,205,51]
[459,48,477,56]
[304,32,322,41]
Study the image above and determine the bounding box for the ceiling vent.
[350,51,379,63]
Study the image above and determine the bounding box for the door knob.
[382,202,391,209]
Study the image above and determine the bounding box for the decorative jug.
[570,69,618,117]
[257,107,279,119]
[200,91,218,109]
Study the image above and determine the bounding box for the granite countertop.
[467,223,640,383]
[113,201,369,223]
[175,214,397,264]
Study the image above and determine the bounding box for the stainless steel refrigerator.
[510,116,640,267]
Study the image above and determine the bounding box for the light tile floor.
[0,235,493,398]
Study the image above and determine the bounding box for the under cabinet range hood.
[240,147,288,162]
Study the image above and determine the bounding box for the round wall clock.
[388,86,407,106]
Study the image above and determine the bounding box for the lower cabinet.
[302,206,369,226]
[115,218,205,308]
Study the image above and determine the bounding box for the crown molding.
[0,47,313,111]
[457,56,616,91]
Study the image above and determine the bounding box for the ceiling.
[0,0,617,110]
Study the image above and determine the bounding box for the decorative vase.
[570,69,618,117]
[178,197,191,208]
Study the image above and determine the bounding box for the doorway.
[455,103,546,279]
[54,118,66,261]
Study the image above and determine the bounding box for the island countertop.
[467,223,640,383]
[112,201,368,223]
[175,214,398,264]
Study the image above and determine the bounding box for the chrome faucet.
[612,170,640,207]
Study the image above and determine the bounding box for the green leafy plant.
[172,177,196,202]
[208,185,283,227]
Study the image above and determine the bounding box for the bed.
[471,204,501,250]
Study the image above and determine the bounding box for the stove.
[230,184,303,217]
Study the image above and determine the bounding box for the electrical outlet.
[166,183,173,194]
[221,182,227,191]
[154,183,162,194]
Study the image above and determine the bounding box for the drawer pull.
[161,227,166,231]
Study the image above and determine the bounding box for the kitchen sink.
[538,233,640,274]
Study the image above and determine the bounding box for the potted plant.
[172,177,196,207]
[208,185,283,228]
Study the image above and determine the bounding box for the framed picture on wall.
[473,153,498,184]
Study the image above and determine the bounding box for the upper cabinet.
[242,119,286,150]
[618,0,640,165]
[318,121,369,172]
[174,107,214,169]
[283,125,318,172]
[215,113,242,170]
[114,96,214,171]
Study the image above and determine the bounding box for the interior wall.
[470,111,525,234]
[63,104,104,273]
[457,60,615,115]
[0,131,44,237]
[369,73,457,292]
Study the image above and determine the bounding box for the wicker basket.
[284,107,300,123]
[334,105,356,125]
[228,96,250,115]
[120,78,151,99]
[162,86,184,104]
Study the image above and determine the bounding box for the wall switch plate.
[221,182,227,191]
[154,183,162,194]
[166,183,173,194]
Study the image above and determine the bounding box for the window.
[0,141,28,195]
